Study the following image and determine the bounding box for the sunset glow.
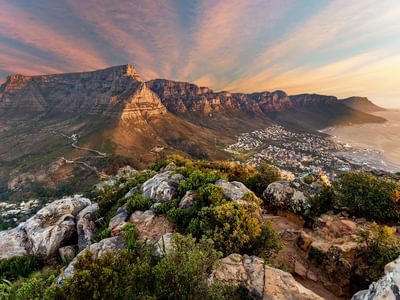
[1,0,399,107]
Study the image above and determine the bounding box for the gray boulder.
[0,196,91,260]
[352,257,400,300]
[77,203,99,251]
[108,205,129,236]
[262,181,310,215]
[209,253,323,300]
[215,179,253,201]
[59,236,125,284]
[141,171,185,203]
[178,190,197,208]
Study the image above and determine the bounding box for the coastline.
[319,110,400,173]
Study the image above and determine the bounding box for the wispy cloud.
[0,0,399,106]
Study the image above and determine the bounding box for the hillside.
[0,65,386,201]
[340,96,385,113]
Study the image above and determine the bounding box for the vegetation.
[360,223,400,281]
[334,172,400,222]
[0,255,41,281]
[126,192,152,213]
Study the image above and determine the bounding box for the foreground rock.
[141,171,185,203]
[209,253,323,300]
[76,203,99,251]
[0,196,91,260]
[352,257,400,300]
[215,179,253,201]
[263,181,309,215]
[129,210,174,241]
[59,236,125,284]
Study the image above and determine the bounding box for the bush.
[178,170,221,196]
[308,186,336,217]
[244,163,281,196]
[197,202,280,257]
[126,192,152,213]
[0,256,41,281]
[361,223,400,281]
[334,172,400,222]
[196,184,227,206]
[154,234,222,300]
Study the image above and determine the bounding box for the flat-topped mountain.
[0,64,386,201]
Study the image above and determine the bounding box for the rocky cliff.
[340,96,385,113]
[0,64,166,119]
[146,79,339,116]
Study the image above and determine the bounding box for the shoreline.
[320,110,400,173]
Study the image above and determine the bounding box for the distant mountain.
[0,65,386,200]
[340,96,385,113]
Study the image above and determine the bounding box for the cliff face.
[0,65,166,118]
[146,79,338,116]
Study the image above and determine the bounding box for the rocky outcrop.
[59,236,125,284]
[129,210,174,241]
[108,205,129,236]
[352,257,400,300]
[76,203,99,251]
[141,171,185,203]
[209,254,323,300]
[178,190,197,208]
[262,181,309,215]
[0,196,91,260]
[0,65,166,119]
[215,179,253,201]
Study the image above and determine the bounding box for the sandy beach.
[322,110,400,172]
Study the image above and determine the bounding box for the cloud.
[0,2,108,72]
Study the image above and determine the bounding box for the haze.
[0,0,399,107]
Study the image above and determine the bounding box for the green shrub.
[244,163,281,196]
[154,234,222,299]
[93,226,111,242]
[122,223,140,251]
[361,223,400,281]
[126,192,152,213]
[0,256,41,281]
[308,186,336,217]
[166,206,201,230]
[198,202,280,257]
[196,184,227,206]
[334,172,400,222]
[178,170,221,196]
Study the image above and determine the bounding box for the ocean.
[321,110,400,173]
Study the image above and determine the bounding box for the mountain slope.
[0,65,387,201]
[340,96,385,113]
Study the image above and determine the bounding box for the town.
[225,125,359,177]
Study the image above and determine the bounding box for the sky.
[0,0,399,108]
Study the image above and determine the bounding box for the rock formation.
[209,253,323,300]
[0,196,91,260]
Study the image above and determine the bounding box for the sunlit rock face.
[0,64,166,119]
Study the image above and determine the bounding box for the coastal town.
[225,125,373,177]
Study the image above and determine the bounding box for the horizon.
[1,0,400,107]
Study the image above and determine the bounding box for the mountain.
[340,96,385,112]
[0,65,386,201]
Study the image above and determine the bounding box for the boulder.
[59,236,125,285]
[262,181,309,215]
[124,187,138,199]
[0,227,29,259]
[352,257,400,300]
[108,206,129,236]
[154,233,175,256]
[215,179,253,201]
[0,196,91,259]
[209,253,323,300]
[76,203,99,251]
[178,190,197,208]
[141,171,185,203]
[59,245,78,263]
[129,210,174,241]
